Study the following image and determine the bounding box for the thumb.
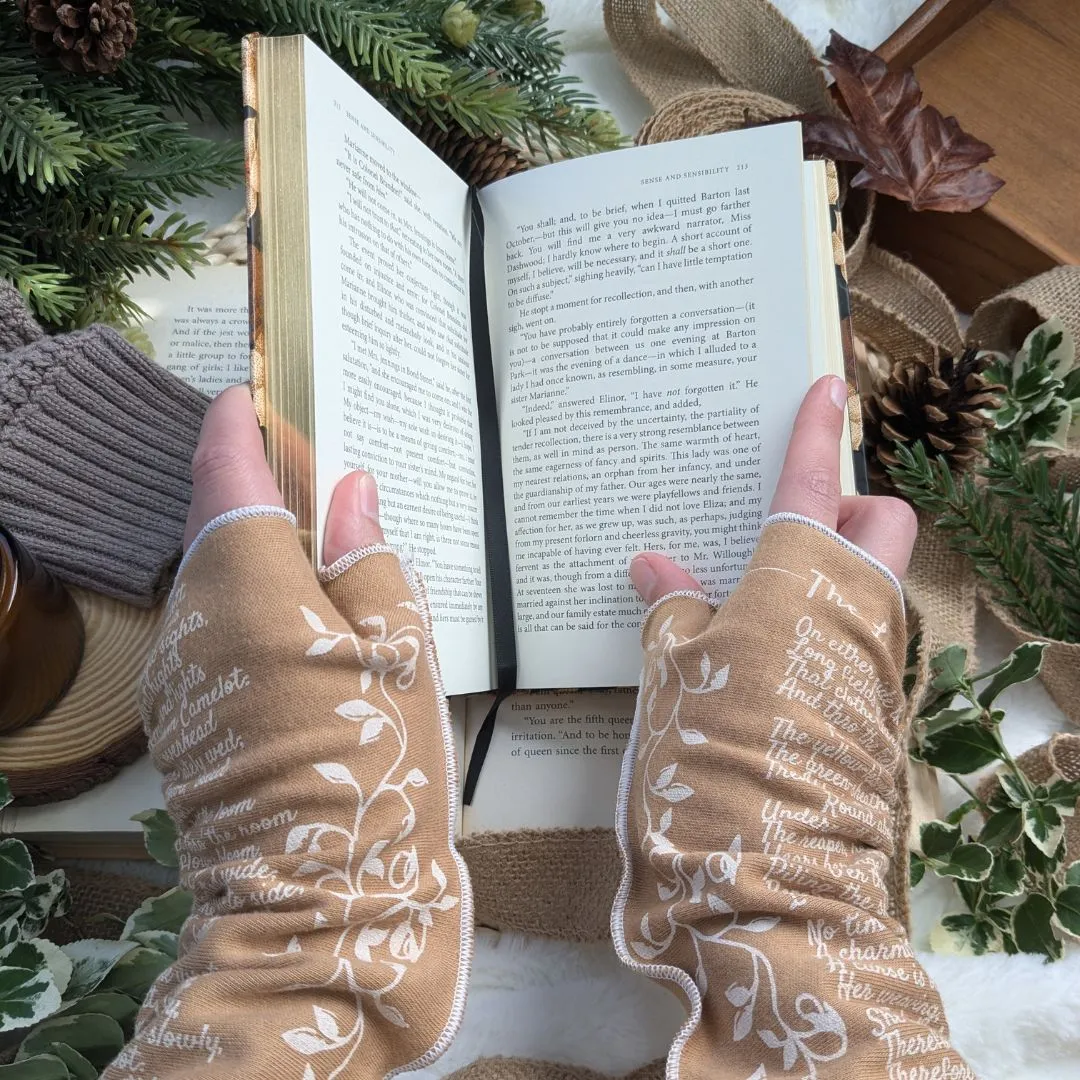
[322,471,386,567]
[629,552,704,608]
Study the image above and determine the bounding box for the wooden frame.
[872,0,1077,313]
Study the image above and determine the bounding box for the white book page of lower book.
[461,688,637,835]
[128,262,250,397]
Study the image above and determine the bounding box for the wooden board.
[875,0,1079,311]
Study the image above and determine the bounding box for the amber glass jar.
[0,526,85,734]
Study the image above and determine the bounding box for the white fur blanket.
[415,4,1080,1078]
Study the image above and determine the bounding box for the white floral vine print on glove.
[624,613,847,1078]
[281,602,459,1077]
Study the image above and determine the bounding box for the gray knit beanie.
[0,282,210,607]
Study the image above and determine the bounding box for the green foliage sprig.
[0,776,190,1078]
[888,315,1080,643]
[0,1,241,328]
[910,642,1080,961]
[2,0,619,329]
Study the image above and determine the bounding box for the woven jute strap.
[448,1058,664,1080]
[850,245,965,366]
[459,828,621,942]
[604,0,832,114]
[968,264,1080,351]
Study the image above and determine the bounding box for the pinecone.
[409,119,529,188]
[861,346,1004,483]
[19,0,137,75]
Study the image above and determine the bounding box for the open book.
[244,36,861,701]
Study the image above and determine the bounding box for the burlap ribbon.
[603,0,875,272]
[605,0,1080,721]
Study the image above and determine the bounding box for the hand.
[629,375,917,606]
[184,384,383,565]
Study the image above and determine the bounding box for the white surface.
[28,3,1077,1076]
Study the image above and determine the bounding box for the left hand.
[184,384,383,564]
[629,376,918,606]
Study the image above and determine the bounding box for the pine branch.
[889,442,1070,640]
[0,234,85,324]
[112,54,240,124]
[981,439,1080,639]
[21,199,208,290]
[132,4,242,73]
[0,56,90,190]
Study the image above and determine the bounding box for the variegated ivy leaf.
[130,810,178,869]
[0,952,62,1033]
[96,947,172,999]
[0,1054,71,1079]
[120,888,192,941]
[16,1012,126,1070]
[59,940,138,1002]
[1022,801,1065,857]
[0,840,35,894]
[129,931,179,960]
[56,991,140,1029]
[22,872,71,932]
[0,777,11,814]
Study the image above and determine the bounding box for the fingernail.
[828,376,847,410]
[358,472,379,519]
[629,555,657,599]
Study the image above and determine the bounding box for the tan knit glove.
[106,509,470,1079]
[614,516,976,1080]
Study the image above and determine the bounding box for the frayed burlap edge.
[459,828,621,942]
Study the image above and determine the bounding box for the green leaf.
[0,840,35,894]
[130,810,178,869]
[22,873,70,935]
[931,913,999,955]
[1043,779,1080,810]
[918,722,1002,774]
[920,820,962,859]
[984,852,1026,897]
[59,941,137,1002]
[997,771,1030,806]
[97,948,172,999]
[929,645,968,692]
[910,852,926,888]
[1022,800,1065,857]
[1054,885,1080,938]
[57,992,139,1031]
[0,777,12,813]
[16,1013,125,1070]
[935,843,993,882]
[1066,861,1080,887]
[921,706,983,740]
[41,1049,92,1080]
[129,931,178,960]
[976,642,1048,706]
[945,799,979,825]
[0,961,61,1033]
[0,1054,70,1079]
[121,888,192,940]
[1012,893,1063,961]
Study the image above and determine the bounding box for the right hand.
[629,375,918,606]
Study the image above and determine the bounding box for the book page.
[300,41,490,695]
[480,123,815,688]
[129,264,249,396]
[461,689,635,834]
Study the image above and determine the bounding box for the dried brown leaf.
[801,31,1004,212]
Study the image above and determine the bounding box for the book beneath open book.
[244,35,861,704]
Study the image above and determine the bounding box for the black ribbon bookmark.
[462,187,517,807]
